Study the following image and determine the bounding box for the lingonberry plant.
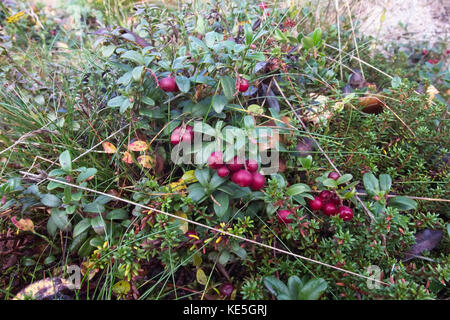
[0,0,448,301]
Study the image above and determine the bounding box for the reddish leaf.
[102,142,117,154]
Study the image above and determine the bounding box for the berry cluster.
[309,190,353,221]
[208,152,266,191]
[170,125,194,145]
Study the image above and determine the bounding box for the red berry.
[258,2,268,10]
[322,202,338,216]
[309,197,323,211]
[422,49,428,55]
[220,283,234,298]
[277,210,293,223]
[217,166,230,178]
[231,169,253,187]
[227,156,244,172]
[208,151,224,169]
[338,206,354,221]
[328,171,340,180]
[237,78,249,92]
[250,172,265,191]
[170,131,181,145]
[246,159,258,172]
[329,193,341,206]
[170,126,194,145]
[319,190,332,201]
[160,76,178,92]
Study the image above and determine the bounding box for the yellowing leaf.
[122,151,133,164]
[181,170,198,184]
[112,280,130,296]
[128,140,148,152]
[170,211,188,233]
[102,142,117,154]
[11,216,34,232]
[80,260,99,281]
[137,155,153,169]
[6,11,25,24]
[169,180,187,192]
[193,253,202,267]
[196,268,208,285]
[427,85,439,102]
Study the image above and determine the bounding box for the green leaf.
[41,194,61,207]
[286,183,311,196]
[244,24,253,45]
[336,174,352,185]
[287,276,303,299]
[322,178,338,188]
[230,242,247,259]
[391,76,402,89]
[117,71,132,86]
[59,150,72,172]
[141,96,155,106]
[379,174,392,192]
[312,28,322,47]
[132,65,144,81]
[264,276,289,297]
[76,168,97,184]
[302,36,314,50]
[73,218,92,238]
[218,250,230,265]
[204,31,217,48]
[299,156,312,169]
[212,95,227,114]
[243,115,255,129]
[78,237,95,257]
[120,98,132,114]
[91,216,106,235]
[195,168,211,187]
[107,95,126,107]
[175,75,190,93]
[101,45,116,58]
[195,16,207,34]
[50,209,71,231]
[47,179,64,190]
[220,75,235,101]
[363,172,379,195]
[213,192,229,217]
[297,278,327,300]
[209,173,226,190]
[106,209,128,220]
[187,183,206,202]
[389,196,417,211]
[83,201,104,214]
[121,50,145,65]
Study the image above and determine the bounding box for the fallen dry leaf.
[11,216,34,232]
[122,151,133,164]
[137,155,153,169]
[128,140,148,152]
[403,229,443,262]
[102,142,117,154]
